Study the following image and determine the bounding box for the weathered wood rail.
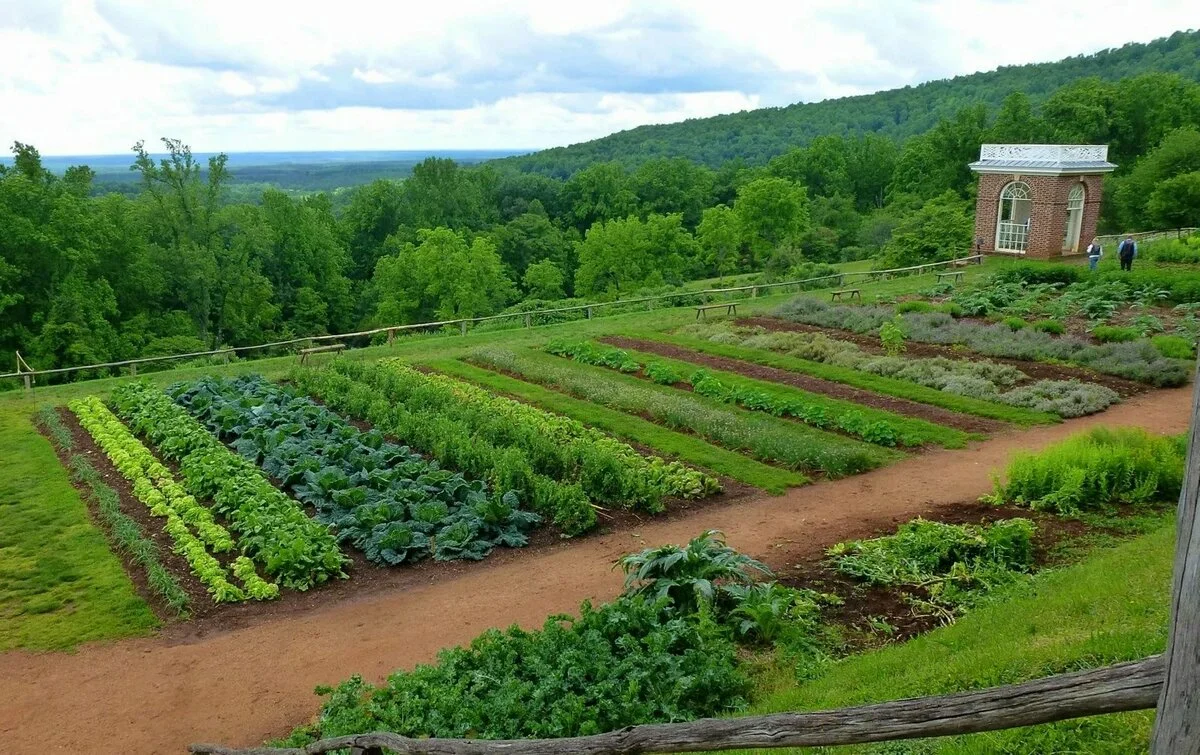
[4,255,984,388]
[190,656,1163,754]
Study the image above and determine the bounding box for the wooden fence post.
[460,321,467,336]
[524,313,532,328]
[23,373,31,391]
[586,306,593,320]
[387,329,395,346]
[130,363,137,377]
[1151,358,1200,753]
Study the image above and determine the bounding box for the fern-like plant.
[618,529,772,615]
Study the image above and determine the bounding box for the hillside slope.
[498,30,1200,176]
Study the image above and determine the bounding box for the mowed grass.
[429,359,808,492]
[0,409,157,651]
[587,345,974,448]
[736,520,1174,754]
[465,347,904,477]
[635,330,1058,426]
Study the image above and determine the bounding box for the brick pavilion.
[968,144,1117,259]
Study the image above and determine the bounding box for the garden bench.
[297,343,346,364]
[830,289,861,302]
[694,302,738,319]
[937,271,965,285]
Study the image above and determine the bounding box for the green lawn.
[0,408,157,651]
[737,519,1173,754]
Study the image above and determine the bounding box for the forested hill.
[498,30,1200,177]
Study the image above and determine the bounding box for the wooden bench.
[830,289,861,302]
[936,271,965,284]
[297,343,346,365]
[695,302,738,319]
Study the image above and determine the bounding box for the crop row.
[467,347,900,477]
[776,298,1190,387]
[36,407,192,616]
[674,324,1119,418]
[112,381,346,589]
[170,375,539,565]
[70,396,269,602]
[544,339,953,447]
[295,360,719,533]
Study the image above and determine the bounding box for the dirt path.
[0,386,1192,755]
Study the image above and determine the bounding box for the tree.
[846,134,898,210]
[767,136,853,199]
[489,211,573,282]
[522,260,566,300]
[877,192,973,268]
[734,177,810,267]
[987,92,1046,143]
[696,205,741,281]
[340,180,405,279]
[574,217,649,297]
[630,157,715,228]
[1148,172,1200,229]
[1110,127,1200,230]
[560,162,637,232]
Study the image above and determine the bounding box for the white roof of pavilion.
[968,144,1117,175]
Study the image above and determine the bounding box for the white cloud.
[0,0,1195,155]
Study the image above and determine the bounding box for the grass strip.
[461,347,902,478]
[559,343,973,449]
[738,521,1173,754]
[632,330,1057,426]
[428,359,808,493]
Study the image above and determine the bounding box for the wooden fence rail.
[2,255,983,388]
[190,656,1162,755]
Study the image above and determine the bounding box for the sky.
[0,0,1196,156]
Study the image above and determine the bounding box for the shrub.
[936,302,965,318]
[827,518,1036,613]
[879,316,907,356]
[1032,319,1065,335]
[996,380,1119,418]
[987,427,1187,515]
[1091,325,1141,343]
[644,361,684,385]
[992,262,1081,286]
[1001,316,1029,331]
[1152,334,1196,360]
[895,300,935,314]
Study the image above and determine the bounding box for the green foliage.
[988,427,1186,515]
[69,396,254,603]
[111,381,346,589]
[828,518,1036,614]
[171,375,534,565]
[1151,333,1196,359]
[895,300,935,314]
[470,347,899,477]
[1033,319,1065,334]
[733,177,810,265]
[997,380,1120,419]
[618,530,772,615]
[521,260,566,300]
[878,316,907,356]
[573,213,698,297]
[877,192,973,268]
[1001,316,1029,331]
[1091,324,1141,343]
[1144,235,1200,264]
[644,361,684,385]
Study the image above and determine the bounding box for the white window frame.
[1062,183,1085,253]
[996,181,1032,254]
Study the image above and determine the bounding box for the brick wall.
[972,172,1106,260]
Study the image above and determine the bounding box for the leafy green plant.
[618,530,772,615]
[1001,316,1029,331]
[895,300,935,314]
[1091,325,1141,343]
[879,316,908,356]
[644,361,684,385]
[1032,319,1065,335]
[986,427,1186,515]
[111,381,346,589]
[1151,334,1195,359]
[828,518,1036,614]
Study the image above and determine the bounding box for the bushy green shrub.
[1032,319,1065,335]
[1091,325,1141,343]
[879,316,907,356]
[987,427,1187,515]
[996,380,1119,418]
[827,518,1036,613]
[896,300,935,314]
[1152,334,1196,360]
[937,302,965,318]
[992,262,1081,286]
[644,361,684,385]
[1001,316,1029,331]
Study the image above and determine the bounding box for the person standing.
[1118,236,1138,271]
[1086,238,1103,271]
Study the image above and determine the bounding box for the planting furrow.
[169,375,538,565]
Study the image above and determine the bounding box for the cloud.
[0,0,1196,154]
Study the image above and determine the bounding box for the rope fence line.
[3,254,984,389]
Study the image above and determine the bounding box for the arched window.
[996,181,1032,253]
[1062,183,1086,253]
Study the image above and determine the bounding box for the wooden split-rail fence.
[193,358,1200,754]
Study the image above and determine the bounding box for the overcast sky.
[1,0,1196,156]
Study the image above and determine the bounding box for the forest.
[3,30,1200,377]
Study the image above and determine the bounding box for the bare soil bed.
[602,335,1003,435]
[739,316,1150,398]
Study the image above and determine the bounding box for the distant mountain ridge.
[495,30,1200,177]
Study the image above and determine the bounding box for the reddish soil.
[739,316,1150,398]
[0,385,1192,755]
[601,335,1004,435]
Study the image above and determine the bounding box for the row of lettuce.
[56,360,724,606]
[281,424,1186,747]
